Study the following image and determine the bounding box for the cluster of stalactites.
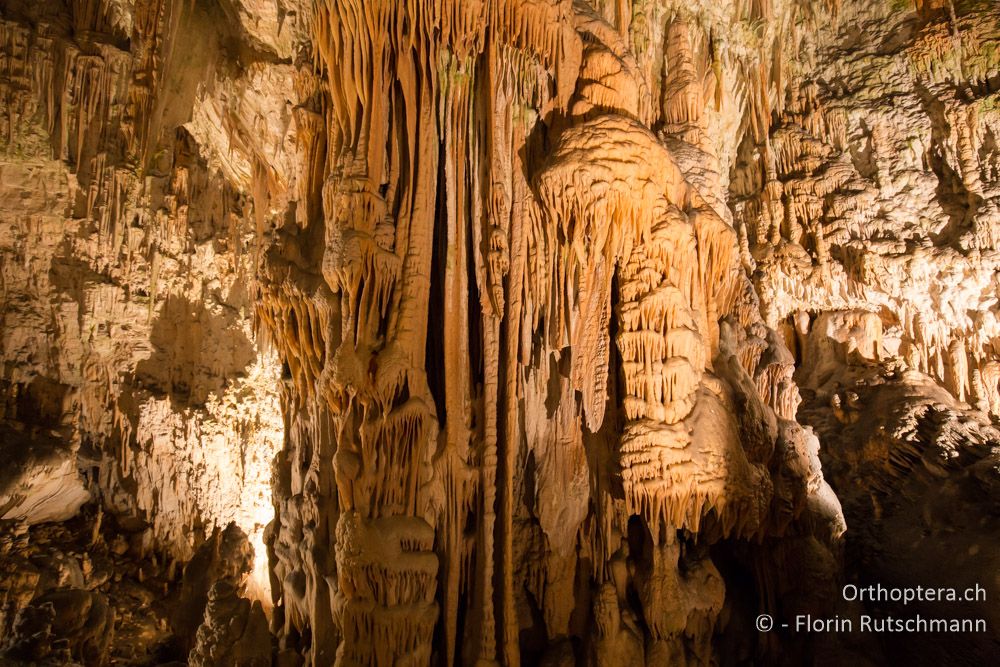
[532,99,750,537]
[312,0,579,158]
[0,15,143,257]
[294,3,594,665]
[532,114,690,432]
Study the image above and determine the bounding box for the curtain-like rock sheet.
[0,0,997,665]
[259,1,843,664]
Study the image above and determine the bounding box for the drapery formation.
[259,2,843,664]
[7,0,998,664]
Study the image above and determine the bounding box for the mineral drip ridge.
[0,0,997,665]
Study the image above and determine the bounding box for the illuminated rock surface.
[0,0,996,665]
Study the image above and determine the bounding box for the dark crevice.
[425,140,448,426]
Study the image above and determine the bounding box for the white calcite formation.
[0,0,995,665]
[0,0,286,578]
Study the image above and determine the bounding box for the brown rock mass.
[0,0,997,665]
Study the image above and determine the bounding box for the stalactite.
[27,1,1000,665]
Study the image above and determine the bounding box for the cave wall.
[0,0,997,665]
[0,0,288,572]
[732,0,1000,415]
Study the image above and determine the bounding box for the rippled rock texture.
[0,0,997,665]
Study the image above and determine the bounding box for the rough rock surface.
[0,0,996,665]
[0,0,285,585]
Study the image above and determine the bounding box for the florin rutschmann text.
[754,583,989,634]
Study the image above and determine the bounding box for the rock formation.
[0,0,996,665]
